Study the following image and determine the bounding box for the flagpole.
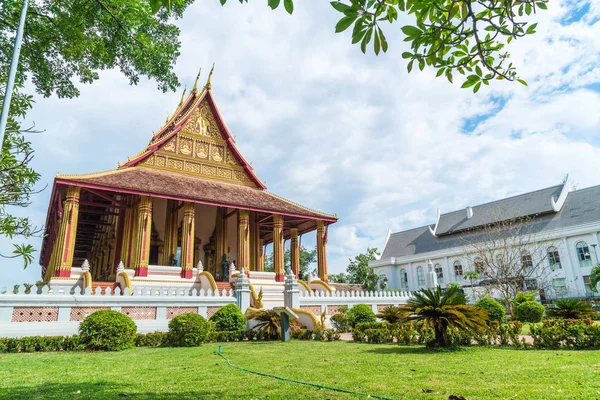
[0,0,29,154]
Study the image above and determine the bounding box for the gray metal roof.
[380,184,600,260]
[435,184,564,235]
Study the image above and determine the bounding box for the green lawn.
[1,341,599,399]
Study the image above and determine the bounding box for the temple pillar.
[215,207,228,275]
[121,204,135,269]
[134,196,153,277]
[290,228,300,278]
[316,220,328,282]
[249,212,257,271]
[273,214,284,282]
[52,186,81,278]
[162,200,178,266]
[237,210,250,270]
[180,202,195,278]
[258,239,265,272]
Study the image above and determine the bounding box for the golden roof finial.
[178,86,187,107]
[165,112,170,123]
[204,63,215,90]
[192,68,202,93]
[56,170,60,177]
[117,161,121,167]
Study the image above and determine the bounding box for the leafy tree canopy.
[221,0,548,92]
[264,246,317,276]
[328,247,380,291]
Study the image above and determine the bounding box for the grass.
[1,341,600,399]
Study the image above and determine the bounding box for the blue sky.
[2,0,600,286]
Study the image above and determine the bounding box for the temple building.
[39,70,337,296]
[370,179,600,300]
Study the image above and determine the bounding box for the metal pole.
[0,0,29,151]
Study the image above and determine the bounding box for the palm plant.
[246,308,280,339]
[376,305,403,324]
[590,264,600,292]
[398,285,489,348]
[547,299,596,319]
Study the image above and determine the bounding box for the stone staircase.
[215,281,233,295]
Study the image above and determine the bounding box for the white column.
[561,237,580,294]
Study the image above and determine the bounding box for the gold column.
[162,200,178,265]
[118,207,134,268]
[258,239,265,272]
[273,214,284,282]
[215,207,228,276]
[180,202,195,278]
[51,186,81,278]
[134,196,153,276]
[316,220,328,282]
[290,228,300,278]
[249,212,256,271]
[237,210,250,270]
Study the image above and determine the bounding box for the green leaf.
[374,29,381,55]
[402,52,412,59]
[378,27,388,53]
[335,15,358,33]
[517,79,528,86]
[220,0,227,5]
[436,68,445,77]
[360,28,373,54]
[473,82,482,93]
[283,0,294,14]
[526,23,538,34]
[330,1,351,12]
[537,2,548,10]
[268,0,281,10]
[407,60,414,73]
[525,3,532,15]
[401,25,422,38]
[475,65,482,77]
[418,58,425,71]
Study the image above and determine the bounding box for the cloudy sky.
[2,0,600,286]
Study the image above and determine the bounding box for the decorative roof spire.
[191,68,202,93]
[178,86,187,107]
[204,63,215,90]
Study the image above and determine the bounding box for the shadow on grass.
[0,382,227,400]
[362,345,466,355]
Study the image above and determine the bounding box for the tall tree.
[264,246,317,276]
[0,0,193,265]
[221,0,548,91]
[463,211,554,315]
[330,247,380,291]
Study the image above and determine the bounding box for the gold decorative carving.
[179,139,192,156]
[164,139,176,152]
[212,146,223,162]
[202,165,217,176]
[196,142,209,159]
[156,156,166,167]
[168,159,183,170]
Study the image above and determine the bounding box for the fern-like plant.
[547,299,596,319]
[246,308,280,339]
[398,285,489,348]
[376,305,403,324]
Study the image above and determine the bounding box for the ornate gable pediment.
[134,96,259,187]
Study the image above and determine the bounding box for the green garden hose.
[216,344,395,399]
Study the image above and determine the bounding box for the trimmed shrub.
[330,313,349,333]
[79,310,137,351]
[513,292,536,308]
[0,335,83,353]
[475,297,506,322]
[347,304,376,328]
[209,304,247,331]
[208,330,246,342]
[167,313,213,347]
[515,301,545,323]
[135,332,167,347]
[530,318,600,349]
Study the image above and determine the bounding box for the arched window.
[417,266,426,286]
[434,263,444,284]
[576,241,592,268]
[521,251,533,273]
[399,269,409,290]
[473,257,484,273]
[547,246,561,270]
[453,260,463,278]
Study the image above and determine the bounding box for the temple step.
[215,281,233,295]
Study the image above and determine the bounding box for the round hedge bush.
[475,297,506,322]
[209,304,246,331]
[167,313,213,346]
[515,300,545,323]
[347,304,376,328]
[78,310,137,351]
